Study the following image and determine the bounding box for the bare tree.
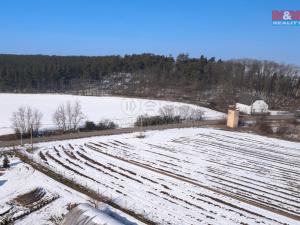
[178,105,193,120]
[53,101,85,131]
[66,101,73,130]
[71,101,85,130]
[159,105,175,118]
[53,104,67,131]
[32,109,43,133]
[190,108,204,120]
[176,105,204,120]
[12,106,26,133]
[11,106,43,135]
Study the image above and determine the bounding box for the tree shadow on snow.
[0,180,7,186]
[10,160,22,167]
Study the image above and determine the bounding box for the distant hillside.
[0,54,299,110]
[230,58,300,77]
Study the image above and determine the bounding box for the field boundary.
[0,119,225,148]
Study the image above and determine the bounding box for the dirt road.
[0,119,225,148]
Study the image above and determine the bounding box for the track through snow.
[33,128,300,225]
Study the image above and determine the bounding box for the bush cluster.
[134,115,181,127]
[80,120,118,131]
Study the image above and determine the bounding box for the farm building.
[236,94,268,115]
[227,105,239,128]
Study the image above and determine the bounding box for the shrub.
[189,108,204,121]
[80,120,118,131]
[97,120,118,130]
[135,115,181,127]
[256,119,273,134]
[39,128,63,136]
[84,121,97,130]
[276,124,295,135]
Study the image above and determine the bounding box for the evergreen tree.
[0,54,298,108]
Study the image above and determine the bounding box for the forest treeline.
[0,54,299,109]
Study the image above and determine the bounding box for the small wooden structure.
[227,105,239,128]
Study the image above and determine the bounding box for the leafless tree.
[32,109,43,133]
[178,105,190,119]
[12,106,26,133]
[71,101,85,130]
[66,101,73,130]
[190,108,204,120]
[159,105,175,117]
[53,101,85,131]
[173,105,204,120]
[11,106,43,135]
[53,104,67,131]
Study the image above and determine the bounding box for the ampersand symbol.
[283,11,292,20]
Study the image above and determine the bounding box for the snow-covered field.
[0,157,145,225]
[23,127,300,225]
[0,93,225,135]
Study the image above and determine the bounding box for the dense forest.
[0,54,299,110]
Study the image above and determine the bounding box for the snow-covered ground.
[0,157,145,225]
[62,203,142,225]
[21,127,300,225]
[268,110,294,116]
[0,93,225,135]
